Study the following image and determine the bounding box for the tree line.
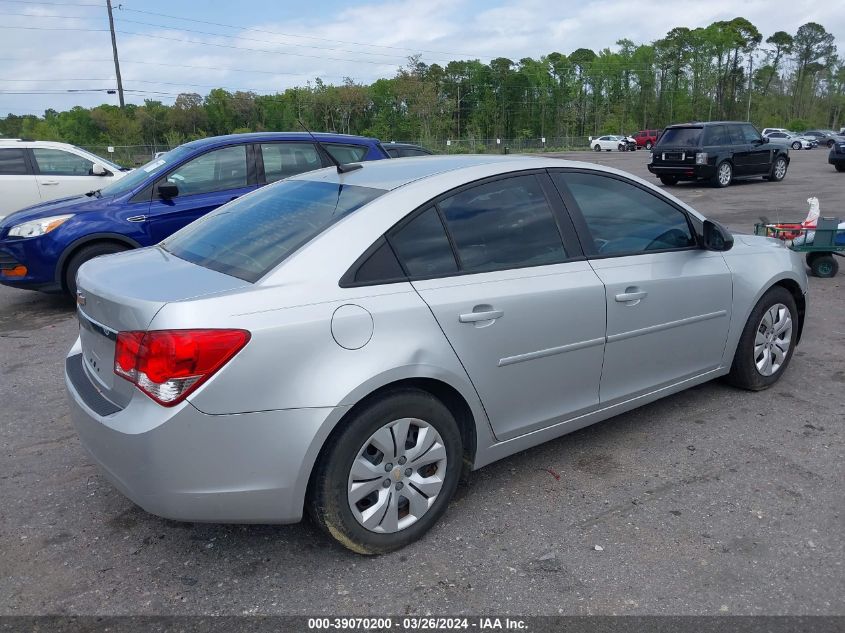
[1,17,842,154]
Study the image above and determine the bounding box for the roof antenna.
[297,118,362,174]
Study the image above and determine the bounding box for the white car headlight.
[8,214,74,238]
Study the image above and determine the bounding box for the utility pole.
[746,54,754,121]
[106,0,125,108]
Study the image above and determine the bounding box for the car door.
[725,124,754,175]
[739,124,772,174]
[146,144,257,243]
[551,170,733,404]
[0,147,38,218]
[397,173,607,441]
[30,147,106,203]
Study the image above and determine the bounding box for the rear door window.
[260,142,321,183]
[0,148,29,175]
[437,174,567,273]
[163,179,384,282]
[704,125,729,145]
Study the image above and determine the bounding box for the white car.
[761,129,814,150]
[0,140,127,219]
[589,135,625,152]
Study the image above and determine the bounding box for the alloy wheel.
[347,418,448,533]
[773,158,787,180]
[718,162,732,186]
[754,303,792,376]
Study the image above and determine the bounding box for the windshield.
[97,145,194,197]
[656,127,702,147]
[162,179,386,282]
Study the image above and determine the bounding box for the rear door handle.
[40,180,59,186]
[615,289,648,303]
[459,309,504,323]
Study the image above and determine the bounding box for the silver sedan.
[65,155,808,554]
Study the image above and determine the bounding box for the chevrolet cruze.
[65,155,807,554]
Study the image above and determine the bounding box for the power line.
[116,5,494,60]
[0,0,102,6]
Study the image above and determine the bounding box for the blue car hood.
[0,193,117,230]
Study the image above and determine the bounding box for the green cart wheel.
[809,254,839,278]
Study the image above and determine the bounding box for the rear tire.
[835,164,845,172]
[308,389,462,554]
[593,144,601,152]
[659,175,678,186]
[713,160,732,188]
[726,286,798,391]
[791,141,801,150]
[63,242,129,297]
[809,254,839,278]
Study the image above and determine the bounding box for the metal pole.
[746,55,753,121]
[106,0,125,108]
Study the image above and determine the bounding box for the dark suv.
[647,122,790,188]
[830,137,845,172]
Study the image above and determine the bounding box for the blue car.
[0,132,389,295]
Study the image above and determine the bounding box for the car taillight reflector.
[114,329,250,406]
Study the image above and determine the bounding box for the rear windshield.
[656,127,702,148]
[162,179,385,282]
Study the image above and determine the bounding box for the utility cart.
[754,216,845,278]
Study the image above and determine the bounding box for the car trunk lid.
[75,246,249,409]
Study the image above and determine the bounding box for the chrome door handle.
[459,310,504,323]
[615,290,647,303]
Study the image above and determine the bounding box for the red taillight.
[114,329,250,406]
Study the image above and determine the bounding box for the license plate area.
[78,308,118,393]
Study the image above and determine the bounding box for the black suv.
[829,137,845,172]
[647,121,790,188]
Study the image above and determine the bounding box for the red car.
[633,129,662,150]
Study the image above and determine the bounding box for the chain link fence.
[82,145,172,168]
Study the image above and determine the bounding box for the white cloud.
[0,0,842,116]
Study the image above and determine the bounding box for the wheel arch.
[56,233,142,290]
[302,374,484,517]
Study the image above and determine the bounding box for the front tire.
[835,164,845,172]
[713,160,732,188]
[63,242,129,297]
[659,175,678,186]
[726,286,798,391]
[308,389,462,554]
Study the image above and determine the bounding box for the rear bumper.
[647,163,716,179]
[65,348,339,524]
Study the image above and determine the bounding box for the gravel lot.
[1,148,843,616]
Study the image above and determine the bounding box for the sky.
[0,0,843,117]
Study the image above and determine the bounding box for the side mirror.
[91,163,108,176]
[757,137,768,145]
[702,220,734,251]
[157,183,179,199]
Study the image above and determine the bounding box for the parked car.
[633,129,662,150]
[648,121,790,188]
[589,135,625,151]
[829,137,845,172]
[0,140,128,220]
[0,132,389,295]
[761,128,817,149]
[66,155,807,554]
[800,130,842,148]
[382,142,434,158]
[618,135,637,151]
[764,131,814,150]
